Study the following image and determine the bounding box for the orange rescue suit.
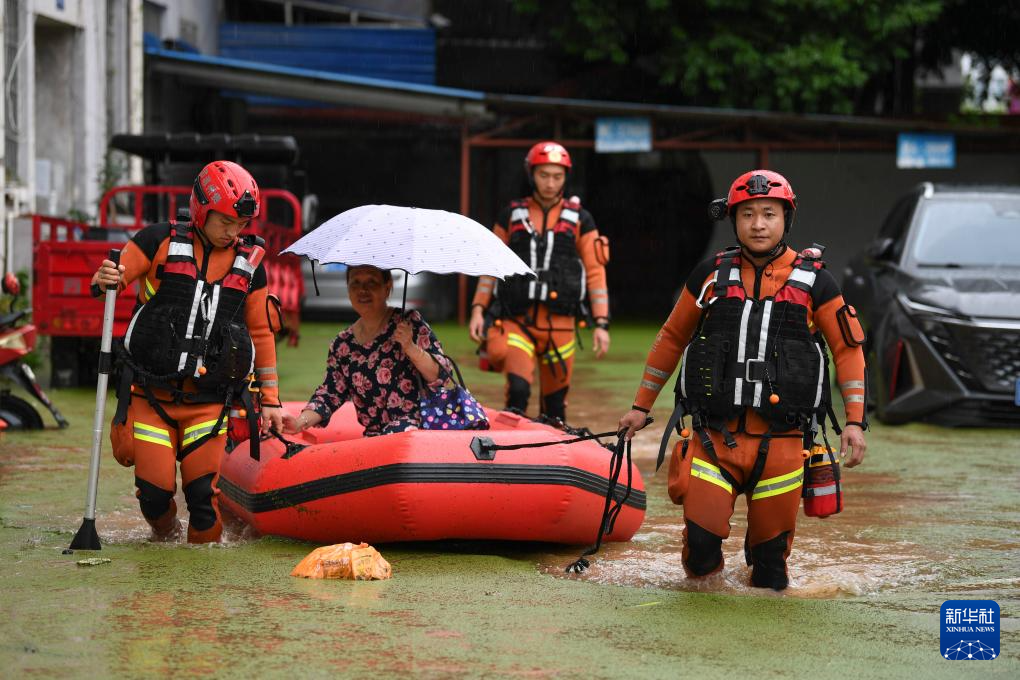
[632,246,866,589]
[109,225,280,543]
[472,197,609,418]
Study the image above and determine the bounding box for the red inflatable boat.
[218,403,646,545]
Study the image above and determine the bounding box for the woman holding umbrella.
[282,265,453,437]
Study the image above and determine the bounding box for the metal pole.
[68,248,121,551]
[457,122,470,325]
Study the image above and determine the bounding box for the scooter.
[0,272,69,429]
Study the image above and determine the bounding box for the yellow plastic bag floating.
[291,542,392,580]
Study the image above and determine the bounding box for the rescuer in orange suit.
[618,170,868,590]
[468,141,611,422]
[91,161,285,543]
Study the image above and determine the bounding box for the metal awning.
[146,47,487,119]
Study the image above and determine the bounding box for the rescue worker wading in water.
[469,141,611,422]
[91,161,285,543]
[618,170,868,590]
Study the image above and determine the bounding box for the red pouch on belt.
[802,445,843,518]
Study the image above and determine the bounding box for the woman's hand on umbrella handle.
[393,320,414,350]
[468,306,485,343]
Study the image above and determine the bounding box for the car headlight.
[897,294,973,379]
[898,294,956,348]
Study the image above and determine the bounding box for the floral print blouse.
[306,309,452,436]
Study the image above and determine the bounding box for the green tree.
[513,0,953,114]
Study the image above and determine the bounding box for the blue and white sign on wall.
[595,117,652,153]
[897,133,956,169]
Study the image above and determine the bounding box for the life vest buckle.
[246,374,261,393]
[744,359,767,383]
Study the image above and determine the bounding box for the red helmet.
[525,141,572,173]
[189,160,261,228]
[727,169,796,212]
[726,169,796,232]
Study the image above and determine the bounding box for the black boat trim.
[219,462,646,514]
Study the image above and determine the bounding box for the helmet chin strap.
[739,238,787,260]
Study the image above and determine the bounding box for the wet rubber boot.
[683,520,724,577]
[506,373,530,414]
[186,521,222,544]
[749,531,791,590]
[146,500,182,542]
[540,387,568,423]
[184,474,222,544]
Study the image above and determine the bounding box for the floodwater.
[2,342,1019,677]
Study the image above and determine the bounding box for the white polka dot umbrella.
[282,204,535,279]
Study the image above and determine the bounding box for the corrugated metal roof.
[220,24,436,85]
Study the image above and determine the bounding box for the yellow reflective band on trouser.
[751,468,804,501]
[690,458,733,494]
[182,418,227,447]
[540,340,576,365]
[506,333,535,356]
[140,277,156,302]
[133,422,173,448]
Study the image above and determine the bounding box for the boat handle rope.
[565,430,634,574]
[261,427,308,459]
[468,417,651,461]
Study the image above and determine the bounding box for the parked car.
[301,261,457,321]
[842,183,1020,426]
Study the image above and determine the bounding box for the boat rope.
[468,416,653,574]
[565,430,634,574]
[470,427,619,456]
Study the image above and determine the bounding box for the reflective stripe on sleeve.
[645,365,670,380]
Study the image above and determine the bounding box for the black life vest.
[123,222,265,397]
[497,197,586,317]
[677,246,831,431]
